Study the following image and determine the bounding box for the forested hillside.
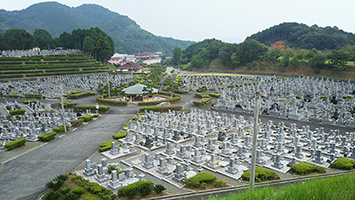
[247,22,355,50]
[0,2,194,54]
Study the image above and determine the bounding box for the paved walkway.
[0,106,138,200]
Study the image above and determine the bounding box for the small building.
[113,62,143,72]
[122,83,158,102]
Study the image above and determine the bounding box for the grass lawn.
[205,173,355,200]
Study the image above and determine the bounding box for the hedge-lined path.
[0,106,138,200]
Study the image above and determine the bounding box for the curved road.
[0,101,138,200]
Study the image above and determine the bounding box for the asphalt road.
[0,105,138,200]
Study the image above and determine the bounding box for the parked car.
[157,102,171,106]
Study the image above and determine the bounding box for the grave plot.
[0,109,78,150]
[39,73,138,91]
[179,75,355,128]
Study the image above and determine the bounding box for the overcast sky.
[1,0,354,43]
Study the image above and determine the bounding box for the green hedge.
[208,93,221,98]
[70,118,84,127]
[52,125,69,133]
[174,90,189,94]
[118,181,154,197]
[78,115,94,122]
[241,167,280,182]
[71,91,82,94]
[5,138,27,150]
[193,97,212,106]
[139,105,183,112]
[113,131,127,139]
[38,132,57,142]
[71,175,116,199]
[290,162,326,175]
[185,172,217,188]
[74,105,110,113]
[330,158,355,170]
[96,96,128,106]
[67,91,95,99]
[9,109,26,115]
[98,141,121,152]
[23,100,37,104]
[24,93,43,99]
[0,74,24,79]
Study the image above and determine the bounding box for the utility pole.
[60,84,67,132]
[250,91,260,190]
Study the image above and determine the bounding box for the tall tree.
[83,27,114,63]
[33,29,54,49]
[236,39,268,65]
[58,32,73,49]
[172,46,182,65]
[72,28,89,50]
[3,29,34,50]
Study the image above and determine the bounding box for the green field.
[205,173,355,200]
[0,53,110,79]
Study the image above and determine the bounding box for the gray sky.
[1,0,354,43]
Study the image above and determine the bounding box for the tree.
[83,27,114,63]
[218,43,238,67]
[33,29,54,49]
[172,46,182,65]
[327,50,352,71]
[58,32,73,49]
[72,28,89,50]
[236,39,268,65]
[3,29,34,50]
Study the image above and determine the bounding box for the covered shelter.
[122,83,158,102]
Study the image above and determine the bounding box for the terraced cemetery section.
[0,53,110,79]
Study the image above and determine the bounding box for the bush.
[60,100,77,108]
[96,96,128,106]
[290,162,326,175]
[98,141,121,152]
[120,188,137,198]
[78,115,94,122]
[153,184,166,194]
[46,179,64,191]
[123,123,129,127]
[71,91,82,94]
[74,105,110,113]
[67,91,95,99]
[208,93,221,98]
[174,90,189,94]
[72,187,85,195]
[296,95,301,99]
[117,181,154,197]
[41,191,61,200]
[5,138,26,150]
[52,125,69,133]
[241,167,280,182]
[113,131,127,139]
[137,183,152,196]
[62,193,79,200]
[139,105,183,112]
[9,109,26,115]
[185,172,217,188]
[70,119,84,127]
[38,132,57,142]
[330,158,355,170]
[193,97,212,106]
[93,114,99,118]
[59,187,71,195]
[213,180,228,188]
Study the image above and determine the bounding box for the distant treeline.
[168,38,355,72]
[0,27,113,63]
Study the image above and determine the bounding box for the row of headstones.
[0,80,74,99]
[83,159,144,190]
[0,109,78,142]
[0,49,80,57]
[38,73,138,91]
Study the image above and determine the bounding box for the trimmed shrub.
[38,132,57,142]
[113,131,127,139]
[241,167,280,182]
[208,93,221,98]
[296,95,302,99]
[70,118,84,127]
[290,162,326,175]
[23,100,37,104]
[330,158,355,170]
[72,187,85,195]
[193,98,212,106]
[123,123,129,127]
[67,91,95,99]
[96,96,128,106]
[9,109,26,115]
[52,125,69,133]
[60,100,77,108]
[93,114,99,118]
[74,105,110,113]
[78,115,94,122]
[174,90,189,94]
[213,180,228,188]
[153,184,166,194]
[5,138,26,150]
[71,91,82,94]
[98,141,121,152]
[185,172,217,188]
[139,105,183,112]
[118,181,154,197]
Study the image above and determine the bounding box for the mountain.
[246,22,355,50]
[0,2,194,54]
